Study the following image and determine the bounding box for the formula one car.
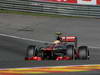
[25,32,89,61]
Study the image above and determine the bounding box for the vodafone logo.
[77,0,96,5]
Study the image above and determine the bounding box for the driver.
[53,40,61,45]
[56,32,62,41]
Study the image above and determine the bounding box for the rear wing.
[61,36,77,42]
[61,36,77,47]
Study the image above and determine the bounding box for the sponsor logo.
[77,0,96,5]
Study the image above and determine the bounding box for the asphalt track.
[0,13,100,75]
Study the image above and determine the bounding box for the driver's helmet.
[53,40,61,44]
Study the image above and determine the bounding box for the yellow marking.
[0,71,48,74]
[0,64,100,74]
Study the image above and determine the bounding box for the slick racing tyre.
[66,45,75,59]
[26,45,37,57]
[78,46,89,60]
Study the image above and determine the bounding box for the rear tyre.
[78,46,89,60]
[26,45,36,57]
[66,45,75,60]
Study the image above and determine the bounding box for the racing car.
[25,32,89,61]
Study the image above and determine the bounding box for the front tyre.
[66,45,75,60]
[78,46,89,60]
[26,45,36,57]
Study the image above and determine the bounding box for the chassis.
[25,33,89,61]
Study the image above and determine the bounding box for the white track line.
[0,33,52,44]
[0,33,100,49]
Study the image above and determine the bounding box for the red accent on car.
[25,57,42,61]
[43,47,54,51]
[75,50,80,58]
[63,56,72,60]
[56,56,63,60]
[56,56,72,60]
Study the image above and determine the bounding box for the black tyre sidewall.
[78,46,89,59]
[66,45,75,59]
[26,45,36,57]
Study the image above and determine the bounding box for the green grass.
[0,9,82,18]
[0,9,94,19]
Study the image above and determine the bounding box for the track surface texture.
[0,13,100,75]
